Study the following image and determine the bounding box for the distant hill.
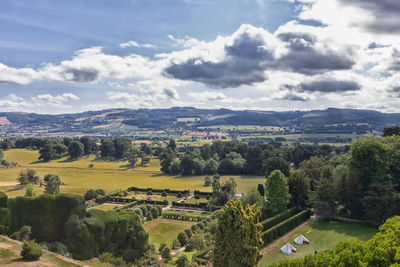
[0,107,399,137]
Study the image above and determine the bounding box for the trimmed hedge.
[261,209,311,245]
[0,191,7,207]
[261,207,299,231]
[162,213,206,222]
[8,194,85,242]
[172,201,207,209]
[105,197,168,206]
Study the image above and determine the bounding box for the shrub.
[133,208,143,218]
[21,240,43,261]
[196,221,205,230]
[177,192,183,198]
[95,189,106,196]
[172,239,181,250]
[195,194,200,199]
[175,254,190,267]
[147,190,153,196]
[147,214,153,221]
[139,206,148,217]
[156,206,163,216]
[161,246,172,262]
[11,225,31,241]
[162,191,167,197]
[177,232,188,246]
[184,228,192,239]
[150,207,159,219]
[84,189,97,200]
[159,243,167,254]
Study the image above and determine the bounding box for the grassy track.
[258,220,377,266]
[144,218,195,247]
[0,149,265,197]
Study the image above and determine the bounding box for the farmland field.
[0,149,265,197]
[258,220,378,266]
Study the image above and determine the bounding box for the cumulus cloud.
[119,40,156,49]
[0,94,30,108]
[31,93,80,106]
[163,88,180,100]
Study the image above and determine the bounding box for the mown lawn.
[258,220,378,266]
[0,149,265,197]
[144,218,195,248]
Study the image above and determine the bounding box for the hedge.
[105,197,168,206]
[261,209,311,245]
[261,207,299,231]
[172,201,207,210]
[0,191,7,207]
[162,213,206,222]
[8,194,86,242]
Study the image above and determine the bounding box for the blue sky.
[0,0,399,113]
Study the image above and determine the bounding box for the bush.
[156,206,163,216]
[147,214,153,221]
[133,208,143,218]
[196,221,205,230]
[161,246,172,262]
[84,189,97,200]
[177,192,183,198]
[184,228,192,239]
[150,207,159,219]
[162,191,167,197]
[21,240,43,261]
[11,225,31,241]
[177,232,188,246]
[95,189,106,196]
[139,206,148,217]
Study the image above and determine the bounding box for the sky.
[0,0,399,114]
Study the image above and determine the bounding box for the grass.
[144,218,195,247]
[0,149,265,197]
[164,210,211,217]
[89,203,123,211]
[258,220,378,266]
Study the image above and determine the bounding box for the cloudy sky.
[0,0,399,114]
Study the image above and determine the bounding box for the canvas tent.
[281,243,296,255]
[294,234,310,245]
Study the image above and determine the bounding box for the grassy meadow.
[0,149,265,198]
[258,220,378,266]
[143,218,195,247]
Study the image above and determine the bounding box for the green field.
[197,125,283,132]
[0,149,265,198]
[144,218,195,247]
[258,220,378,266]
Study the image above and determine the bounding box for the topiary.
[21,240,43,261]
[184,228,192,239]
[150,207,159,219]
[156,206,163,216]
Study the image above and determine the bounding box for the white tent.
[294,234,310,245]
[281,243,296,255]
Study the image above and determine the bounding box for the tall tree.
[113,138,131,159]
[68,141,84,159]
[79,136,98,155]
[383,126,400,137]
[125,147,139,168]
[262,156,290,177]
[17,169,39,185]
[264,170,290,216]
[100,139,115,158]
[43,174,62,195]
[214,199,263,267]
[288,171,310,208]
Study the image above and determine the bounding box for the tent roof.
[281,243,296,254]
[294,234,310,245]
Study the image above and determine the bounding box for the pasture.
[258,220,378,266]
[0,149,265,198]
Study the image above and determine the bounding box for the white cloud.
[119,40,156,49]
[31,93,80,107]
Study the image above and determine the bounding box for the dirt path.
[0,235,90,267]
[260,220,310,258]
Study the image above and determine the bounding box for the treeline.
[159,139,344,176]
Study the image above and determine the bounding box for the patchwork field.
[258,220,378,266]
[0,149,265,198]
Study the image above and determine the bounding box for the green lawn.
[258,220,378,266]
[0,149,265,198]
[89,203,123,211]
[144,218,195,248]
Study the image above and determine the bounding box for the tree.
[186,228,205,251]
[53,143,67,157]
[204,157,219,174]
[311,178,337,220]
[383,126,400,137]
[68,141,84,159]
[113,138,131,159]
[214,199,263,267]
[160,147,176,173]
[18,169,39,185]
[125,147,139,168]
[257,184,265,197]
[175,254,190,267]
[200,144,211,160]
[192,158,205,175]
[291,144,320,167]
[100,139,115,158]
[79,136,98,155]
[262,156,290,177]
[204,176,212,186]
[177,232,188,246]
[299,156,329,190]
[350,136,389,188]
[167,139,177,151]
[241,187,263,208]
[1,139,14,150]
[0,149,3,160]
[180,153,195,175]
[218,152,245,174]
[161,246,172,262]
[25,184,36,197]
[44,174,62,195]
[288,171,310,208]
[168,159,180,174]
[264,170,290,216]
[38,143,57,162]
[84,189,97,200]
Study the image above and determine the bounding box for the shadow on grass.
[308,220,378,241]
[11,257,41,263]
